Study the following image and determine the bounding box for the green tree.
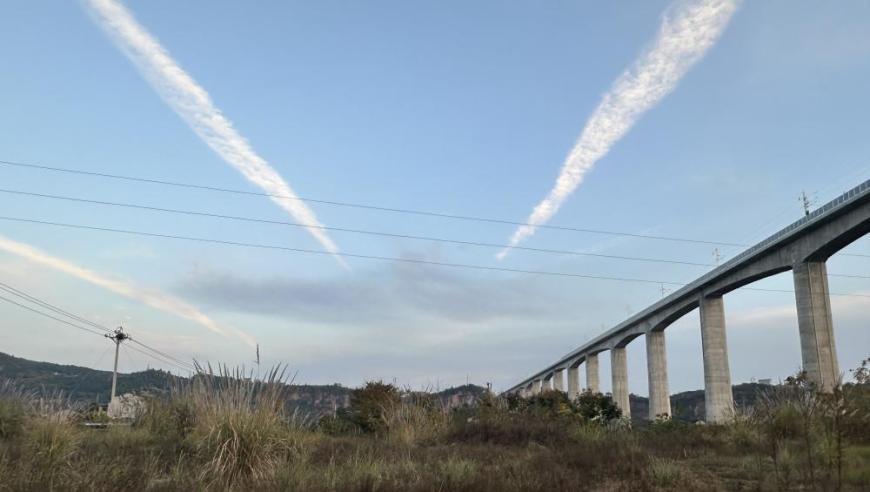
[346,381,401,434]
[575,390,622,423]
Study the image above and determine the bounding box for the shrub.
[21,412,81,489]
[346,381,401,434]
[383,392,449,445]
[0,380,29,440]
[647,457,686,487]
[524,389,575,418]
[317,409,359,436]
[575,390,622,423]
[437,456,477,487]
[184,364,306,488]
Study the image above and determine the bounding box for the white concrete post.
[586,354,600,393]
[611,348,630,417]
[541,373,553,392]
[567,364,579,400]
[646,330,671,420]
[553,369,564,392]
[793,261,839,392]
[700,295,733,423]
[532,379,542,394]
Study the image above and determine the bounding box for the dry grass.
[1,370,869,491]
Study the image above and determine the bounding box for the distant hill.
[1,352,772,420]
[0,351,176,404]
[630,382,772,422]
[0,352,486,417]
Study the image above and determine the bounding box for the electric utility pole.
[105,327,129,403]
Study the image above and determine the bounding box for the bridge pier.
[532,379,542,395]
[611,348,630,417]
[543,374,553,392]
[567,363,580,399]
[700,295,733,423]
[793,261,839,391]
[586,353,600,393]
[553,368,564,392]
[646,330,671,420]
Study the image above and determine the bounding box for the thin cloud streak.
[0,235,256,347]
[85,0,344,265]
[498,0,740,259]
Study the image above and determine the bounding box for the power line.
[0,281,112,333]
[0,158,747,247]
[0,292,193,374]
[5,158,870,259]
[121,341,194,375]
[0,187,715,268]
[2,214,870,294]
[122,341,193,376]
[0,293,108,337]
[0,280,196,373]
[125,341,193,374]
[0,214,697,285]
[5,158,869,260]
[129,339,195,372]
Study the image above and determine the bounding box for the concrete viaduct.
[506,179,870,423]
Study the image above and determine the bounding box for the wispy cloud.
[178,259,556,325]
[498,0,740,259]
[85,0,344,265]
[0,235,256,347]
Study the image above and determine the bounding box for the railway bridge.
[506,180,870,423]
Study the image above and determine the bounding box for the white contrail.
[85,0,345,266]
[0,235,256,348]
[497,0,740,260]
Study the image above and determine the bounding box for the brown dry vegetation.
[0,362,868,491]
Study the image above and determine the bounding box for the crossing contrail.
[85,0,344,266]
[0,235,256,347]
[497,0,740,260]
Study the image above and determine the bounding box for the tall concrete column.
[611,348,630,417]
[646,330,671,420]
[793,261,839,391]
[700,295,733,423]
[586,354,600,393]
[567,365,579,400]
[543,376,552,392]
[532,379,542,395]
[553,369,564,392]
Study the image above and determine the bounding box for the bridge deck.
[508,178,870,392]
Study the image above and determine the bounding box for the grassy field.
[1,363,868,491]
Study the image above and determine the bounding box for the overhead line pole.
[105,327,129,403]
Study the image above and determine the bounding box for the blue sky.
[1,0,869,395]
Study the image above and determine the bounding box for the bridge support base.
[611,348,630,418]
[700,295,733,423]
[646,331,671,420]
[793,261,839,391]
[586,354,600,393]
[532,379,542,395]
